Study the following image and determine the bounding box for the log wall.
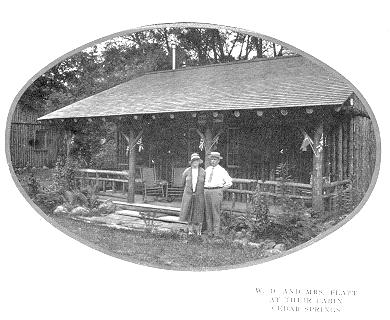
[9,105,59,168]
[327,94,376,198]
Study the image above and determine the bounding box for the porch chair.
[141,167,166,202]
[166,167,187,200]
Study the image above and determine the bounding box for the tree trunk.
[204,126,213,168]
[253,37,263,58]
[244,35,251,59]
[64,130,73,159]
[348,117,354,179]
[337,123,343,180]
[312,121,324,213]
[127,128,136,203]
[342,121,348,178]
[331,128,336,181]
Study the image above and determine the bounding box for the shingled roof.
[38,55,352,120]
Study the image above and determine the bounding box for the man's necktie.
[208,167,214,183]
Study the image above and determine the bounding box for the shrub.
[223,188,270,242]
[26,172,40,197]
[223,186,320,249]
[52,156,82,191]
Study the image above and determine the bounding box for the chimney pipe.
[172,43,176,70]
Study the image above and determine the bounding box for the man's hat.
[189,153,203,164]
[208,151,223,159]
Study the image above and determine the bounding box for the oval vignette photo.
[5,23,380,270]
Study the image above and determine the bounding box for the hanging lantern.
[280,109,288,116]
[256,110,264,117]
[234,110,240,117]
[213,111,218,118]
[170,114,175,119]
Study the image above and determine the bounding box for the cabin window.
[32,129,47,150]
[227,128,240,167]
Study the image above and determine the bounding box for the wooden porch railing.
[225,178,314,213]
[74,169,351,213]
[75,169,130,194]
[323,179,352,198]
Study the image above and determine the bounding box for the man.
[204,151,232,237]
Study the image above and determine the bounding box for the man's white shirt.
[204,165,232,188]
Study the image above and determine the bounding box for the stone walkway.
[73,209,187,233]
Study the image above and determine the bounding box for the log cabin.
[37,54,377,213]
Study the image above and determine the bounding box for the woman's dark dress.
[179,167,206,224]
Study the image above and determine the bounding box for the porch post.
[64,129,73,160]
[337,122,343,180]
[127,128,136,203]
[204,126,213,168]
[312,121,324,213]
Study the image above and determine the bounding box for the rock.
[248,242,263,248]
[235,231,244,239]
[70,206,90,216]
[233,239,244,247]
[274,243,286,251]
[98,200,116,215]
[263,240,276,250]
[53,205,69,215]
[241,238,249,246]
[264,248,282,256]
[212,238,225,244]
[233,238,249,246]
[42,166,48,169]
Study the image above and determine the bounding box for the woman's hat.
[208,151,223,159]
[189,153,203,164]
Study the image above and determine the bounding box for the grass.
[51,214,269,269]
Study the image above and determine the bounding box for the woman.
[179,153,206,235]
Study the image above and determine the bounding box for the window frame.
[33,129,48,151]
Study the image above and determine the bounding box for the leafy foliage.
[52,156,82,191]
[222,184,320,249]
[59,185,101,214]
